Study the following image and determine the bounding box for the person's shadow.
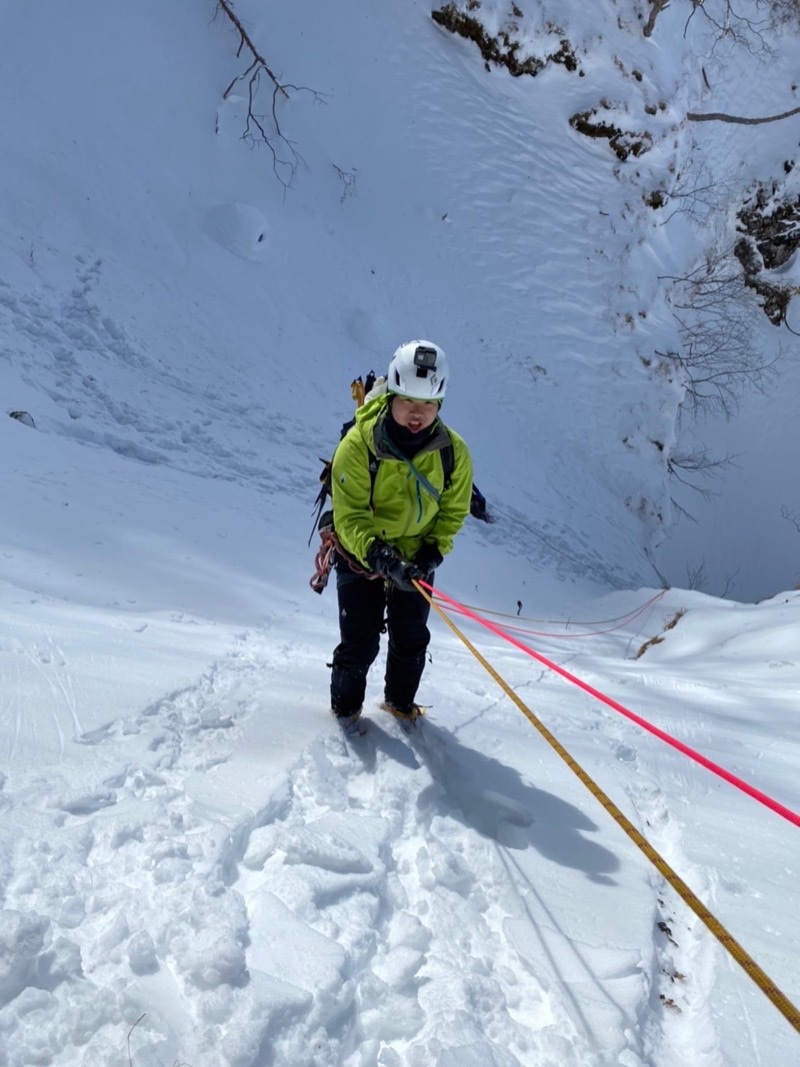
[406,719,620,883]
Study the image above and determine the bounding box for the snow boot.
[380,700,426,724]
[331,708,364,735]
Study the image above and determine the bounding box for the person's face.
[391,395,439,433]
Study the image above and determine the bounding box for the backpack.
[308,373,490,593]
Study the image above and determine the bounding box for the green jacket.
[331,394,473,567]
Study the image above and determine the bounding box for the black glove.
[413,542,443,579]
[366,539,423,593]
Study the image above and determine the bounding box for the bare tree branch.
[687,105,800,124]
[718,570,739,599]
[332,164,358,202]
[657,246,778,417]
[687,0,774,54]
[686,557,708,591]
[782,504,800,533]
[666,443,733,525]
[215,0,324,188]
[218,0,288,101]
[643,0,671,38]
[667,446,732,499]
[661,159,731,226]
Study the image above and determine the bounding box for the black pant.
[330,564,431,715]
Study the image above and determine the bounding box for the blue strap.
[382,437,442,521]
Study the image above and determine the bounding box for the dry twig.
[127,1013,146,1067]
[216,0,322,187]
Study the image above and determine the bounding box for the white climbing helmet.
[387,340,449,401]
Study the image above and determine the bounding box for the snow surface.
[0,1,798,1064]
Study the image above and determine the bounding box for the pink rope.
[425,581,800,829]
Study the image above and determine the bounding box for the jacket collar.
[372,410,450,460]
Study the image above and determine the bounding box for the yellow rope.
[419,583,800,1034]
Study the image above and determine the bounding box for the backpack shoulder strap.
[440,441,454,490]
[368,454,380,506]
[437,424,455,491]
